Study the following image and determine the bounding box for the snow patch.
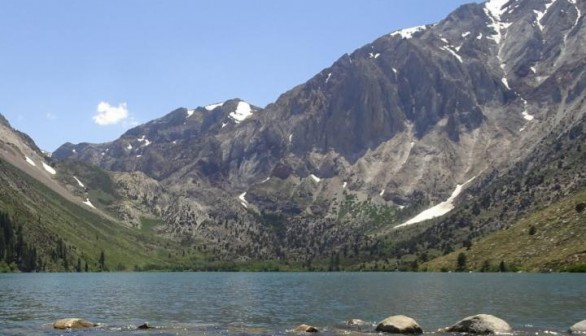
[369,52,380,59]
[476,33,483,40]
[82,198,96,209]
[289,134,293,143]
[238,192,249,208]
[229,101,254,124]
[73,176,85,188]
[440,37,449,44]
[309,174,321,183]
[221,122,228,128]
[261,177,271,184]
[501,77,511,89]
[484,0,512,45]
[25,156,36,167]
[440,45,463,63]
[186,109,195,117]
[172,140,177,144]
[137,135,151,146]
[530,66,537,73]
[390,25,427,39]
[205,102,224,111]
[521,99,535,121]
[462,31,471,38]
[395,176,476,228]
[72,149,77,153]
[342,182,347,189]
[392,68,398,74]
[533,0,556,31]
[42,162,56,175]
[380,189,385,197]
[127,143,133,150]
[136,155,142,158]
[325,73,332,83]
[485,0,509,20]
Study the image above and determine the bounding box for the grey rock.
[294,324,319,333]
[442,314,512,334]
[347,319,367,326]
[375,315,422,334]
[570,320,586,334]
[53,318,97,329]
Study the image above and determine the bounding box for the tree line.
[0,211,37,272]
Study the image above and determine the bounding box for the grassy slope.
[0,158,201,271]
[424,188,586,272]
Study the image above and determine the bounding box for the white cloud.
[46,112,57,120]
[93,101,128,126]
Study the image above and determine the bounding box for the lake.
[0,272,584,335]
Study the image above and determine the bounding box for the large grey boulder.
[570,320,586,334]
[53,318,97,329]
[375,315,422,334]
[442,314,511,334]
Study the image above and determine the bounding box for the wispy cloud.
[46,112,57,120]
[93,101,128,126]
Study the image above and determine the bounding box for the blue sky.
[0,0,480,151]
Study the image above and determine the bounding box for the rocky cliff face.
[52,0,585,261]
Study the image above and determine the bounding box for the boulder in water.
[138,322,153,329]
[294,324,319,333]
[570,320,586,333]
[375,315,423,334]
[347,319,367,326]
[442,314,511,334]
[53,318,97,329]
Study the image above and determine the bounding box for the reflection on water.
[0,272,584,335]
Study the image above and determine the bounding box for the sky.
[0,0,481,151]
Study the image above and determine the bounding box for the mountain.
[33,0,586,270]
[0,113,220,272]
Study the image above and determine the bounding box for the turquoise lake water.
[0,272,584,335]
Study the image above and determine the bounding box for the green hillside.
[424,188,586,272]
[0,158,204,272]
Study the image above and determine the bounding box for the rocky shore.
[53,316,586,334]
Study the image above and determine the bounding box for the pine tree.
[99,250,105,271]
[456,252,467,272]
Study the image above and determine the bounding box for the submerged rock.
[570,320,586,333]
[442,314,511,334]
[138,322,153,329]
[347,319,367,326]
[375,315,422,334]
[294,324,319,333]
[53,318,97,329]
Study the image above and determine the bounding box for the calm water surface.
[0,272,584,335]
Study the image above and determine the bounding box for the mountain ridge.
[1,0,584,271]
